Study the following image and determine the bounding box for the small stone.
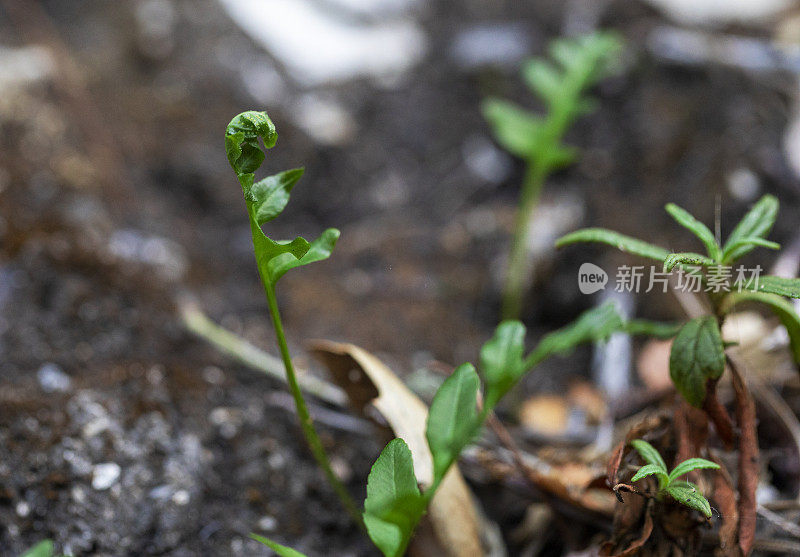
[37,363,71,393]
[257,515,277,531]
[15,501,30,517]
[172,489,190,506]
[92,462,121,490]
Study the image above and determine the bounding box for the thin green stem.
[502,162,546,320]
[264,282,364,529]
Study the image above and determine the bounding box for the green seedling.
[19,541,59,557]
[630,439,720,518]
[557,194,800,406]
[224,111,361,525]
[483,31,623,320]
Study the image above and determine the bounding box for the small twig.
[702,379,735,450]
[729,356,758,556]
[757,505,800,538]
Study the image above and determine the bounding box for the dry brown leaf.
[310,340,485,557]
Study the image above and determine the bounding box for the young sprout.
[483,31,623,319]
[630,439,720,518]
[224,111,361,526]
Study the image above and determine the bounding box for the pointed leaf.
[669,317,725,407]
[21,541,54,557]
[268,228,340,283]
[720,290,800,364]
[722,194,779,262]
[364,439,426,557]
[737,275,800,299]
[250,168,304,225]
[630,439,668,471]
[665,203,720,261]
[482,98,542,158]
[426,363,480,483]
[480,321,526,411]
[524,301,626,369]
[722,237,780,260]
[666,485,713,518]
[249,534,308,557]
[631,463,669,488]
[522,60,563,103]
[556,228,670,262]
[668,458,720,483]
[663,252,716,272]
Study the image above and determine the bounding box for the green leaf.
[670,480,700,491]
[668,458,720,483]
[481,98,542,158]
[524,301,625,369]
[664,203,720,261]
[522,60,562,103]
[249,534,307,557]
[663,252,716,272]
[722,237,780,260]
[225,111,277,178]
[722,194,779,262]
[20,541,54,557]
[250,168,304,225]
[480,321,526,411]
[364,439,426,557]
[630,439,667,471]
[426,363,480,483]
[720,290,800,363]
[555,228,670,262]
[631,463,669,488]
[267,228,340,283]
[666,485,713,518]
[622,319,682,339]
[669,317,725,407]
[737,275,800,299]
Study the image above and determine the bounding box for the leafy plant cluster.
[629,440,720,517]
[557,195,800,406]
[483,31,622,319]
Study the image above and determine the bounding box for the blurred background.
[2,0,800,555]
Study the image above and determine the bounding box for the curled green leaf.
[631,463,669,489]
[630,439,667,471]
[663,252,715,273]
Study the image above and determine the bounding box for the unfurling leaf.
[669,317,725,407]
[268,228,340,283]
[668,458,720,483]
[720,290,800,364]
[364,439,426,557]
[666,485,713,518]
[665,203,720,261]
[630,439,668,471]
[480,321,526,411]
[722,194,778,262]
[426,364,480,484]
[631,463,669,489]
[663,252,715,272]
[555,228,670,262]
[249,534,308,557]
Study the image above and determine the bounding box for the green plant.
[629,439,720,517]
[557,194,800,405]
[19,541,59,557]
[224,111,361,525]
[482,31,623,320]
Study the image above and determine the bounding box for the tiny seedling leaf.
[364,439,426,557]
[737,275,800,299]
[622,319,682,339]
[722,194,779,262]
[556,228,670,262]
[664,203,720,261]
[663,252,716,273]
[630,439,667,471]
[631,463,669,488]
[480,321,526,411]
[481,98,542,158]
[668,458,720,483]
[21,541,54,557]
[268,228,340,283]
[669,317,725,407]
[666,485,713,518]
[250,168,305,225]
[722,237,780,260]
[522,59,562,103]
[720,290,800,364]
[249,534,308,557]
[426,363,481,484]
[524,301,625,369]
